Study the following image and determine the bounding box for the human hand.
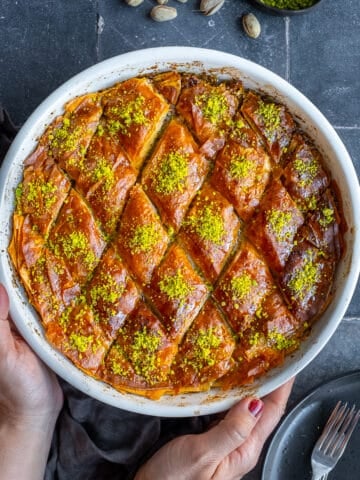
[0,283,63,429]
[135,379,294,480]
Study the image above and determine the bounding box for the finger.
[212,379,295,479]
[199,396,264,459]
[0,283,9,321]
[0,283,14,353]
[232,378,295,476]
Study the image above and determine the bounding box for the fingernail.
[248,399,263,418]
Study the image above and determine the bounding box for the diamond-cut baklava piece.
[8,216,80,325]
[99,302,177,399]
[303,189,342,260]
[15,156,71,236]
[211,138,271,222]
[282,133,330,211]
[171,301,235,393]
[48,189,106,284]
[116,185,169,285]
[142,118,209,231]
[241,91,295,163]
[46,302,111,373]
[152,71,182,105]
[260,291,299,337]
[86,246,139,340]
[280,241,335,323]
[49,94,103,180]
[213,240,275,334]
[180,184,240,282]
[246,180,304,272]
[101,77,170,170]
[147,244,208,343]
[76,133,137,236]
[177,76,240,157]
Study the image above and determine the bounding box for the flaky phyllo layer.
[9,72,343,399]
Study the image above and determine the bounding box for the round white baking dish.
[0,47,359,417]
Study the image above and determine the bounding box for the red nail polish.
[248,399,263,418]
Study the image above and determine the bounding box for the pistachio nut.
[150,5,178,21]
[200,0,225,16]
[242,13,261,39]
[157,0,168,4]
[125,0,144,6]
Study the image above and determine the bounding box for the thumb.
[0,283,12,351]
[199,397,264,459]
[0,283,10,322]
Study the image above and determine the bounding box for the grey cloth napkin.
[0,107,214,480]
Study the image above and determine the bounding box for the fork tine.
[317,401,346,450]
[326,404,356,455]
[333,408,360,458]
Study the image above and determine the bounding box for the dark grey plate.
[262,371,360,480]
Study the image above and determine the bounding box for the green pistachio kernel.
[187,204,225,245]
[230,273,258,301]
[128,224,161,254]
[288,250,319,300]
[256,100,281,134]
[229,154,254,179]
[267,209,292,242]
[159,269,194,302]
[154,151,189,195]
[195,91,229,125]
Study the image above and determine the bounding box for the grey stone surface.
[0,0,98,125]
[0,1,359,478]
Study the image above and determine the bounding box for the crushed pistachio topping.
[89,272,125,314]
[15,183,23,212]
[69,332,93,353]
[256,101,281,135]
[319,207,335,227]
[187,204,225,245]
[267,209,293,242]
[127,327,161,382]
[306,195,318,211]
[49,118,82,154]
[107,95,148,135]
[229,154,254,180]
[294,156,319,187]
[195,91,229,125]
[288,250,319,300]
[186,328,221,370]
[159,269,194,302]
[92,157,115,190]
[249,331,263,346]
[259,0,317,10]
[24,179,58,212]
[96,124,105,137]
[230,273,258,301]
[109,346,132,378]
[128,224,161,254]
[154,151,189,195]
[268,331,297,351]
[51,231,96,269]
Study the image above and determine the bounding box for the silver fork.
[311,400,360,480]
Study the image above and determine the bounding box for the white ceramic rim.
[0,47,359,417]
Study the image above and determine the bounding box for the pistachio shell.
[157,0,168,4]
[150,5,178,22]
[200,0,225,16]
[125,0,144,6]
[242,13,261,39]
